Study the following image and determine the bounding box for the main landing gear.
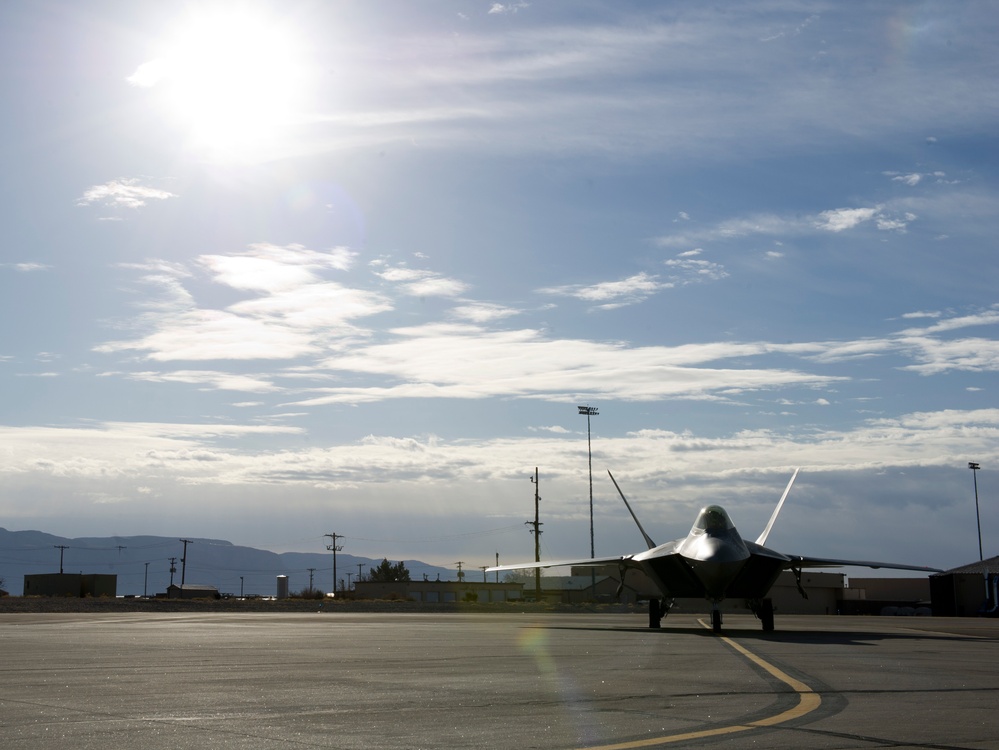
[750,598,775,631]
[648,597,674,628]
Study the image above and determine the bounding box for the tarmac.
[2,610,998,749]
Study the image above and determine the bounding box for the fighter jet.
[487,469,940,633]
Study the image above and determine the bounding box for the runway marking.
[580,621,822,749]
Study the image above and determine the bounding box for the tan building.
[23,573,117,598]
[354,579,524,603]
[930,557,999,617]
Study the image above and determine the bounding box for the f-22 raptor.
[488,469,940,633]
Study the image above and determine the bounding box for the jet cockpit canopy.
[691,505,735,535]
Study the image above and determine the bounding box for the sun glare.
[130,9,310,159]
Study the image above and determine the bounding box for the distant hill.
[0,528,458,597]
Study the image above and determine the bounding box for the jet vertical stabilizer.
[755,467,799,545]
[608,470,656,550]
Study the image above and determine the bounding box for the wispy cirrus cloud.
[655,204,916,249]
[2,262,51,272]
[290,323,839,406]
[537,253,728,310]
[104,370,280,393]
[96,244,391,363]
[537,272,670,309]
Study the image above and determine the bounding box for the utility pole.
[168,557,177,586]
[179,539,193,586]
[357,563,365,583]
[495,552,499,583]
[479,566,489,582]
[578,405,599,599]
[307,568,316,594]
[527,467,543,601]
[54,545,69,574]
[325,533,344,596]
[455,561,465,582]
[240,576,244,598]
[144,562,149,597]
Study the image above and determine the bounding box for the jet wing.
[487,555,634,573]
[785,555,942,573]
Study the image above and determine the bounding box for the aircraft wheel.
[649,599,662,629]
[711,608,722,633]
[760,599,775,632]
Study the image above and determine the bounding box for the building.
[23,573,117,598]
[354,579,523,603]
[526,574,621,604]
[166,584,221,600]
[567,565,935,615]
[841,577,932,615]
[930,556,999,617]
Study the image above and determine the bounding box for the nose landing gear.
[710,605,722,633]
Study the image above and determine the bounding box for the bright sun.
[129,9,309,159]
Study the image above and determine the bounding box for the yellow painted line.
[580,620,821,749]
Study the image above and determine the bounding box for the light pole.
[578,406,598,559]
[970,462,983,561]
[578,405,599,598]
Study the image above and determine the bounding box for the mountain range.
[0,528,458,597]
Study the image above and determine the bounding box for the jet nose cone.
[683,533,750,564]
[681,533,751,599]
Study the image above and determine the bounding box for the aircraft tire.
[649,599,662,629]
[760,599,775,631]
[711,608,722,633]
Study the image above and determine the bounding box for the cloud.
[803,308,999,376]
[663,256,728,284]
[886,172,922,186]
[815,207,880,232]
[375,265,470,297]
[4,409,995,523]
[110,370,280,393]
[97,309,319,361]
[531,425,571,434]
[488,2,529,14]
[290,324,840,406]
[126,58,170,88]
[2,263,51,272]
[450,303,520,323]
[96,245,391,363]
[78,179,176,209]
[97,239,999,408]
[656,203,917,249]
[537,272,670,309]
[200,244,355,293]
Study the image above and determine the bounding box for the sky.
[1,1,998,576]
